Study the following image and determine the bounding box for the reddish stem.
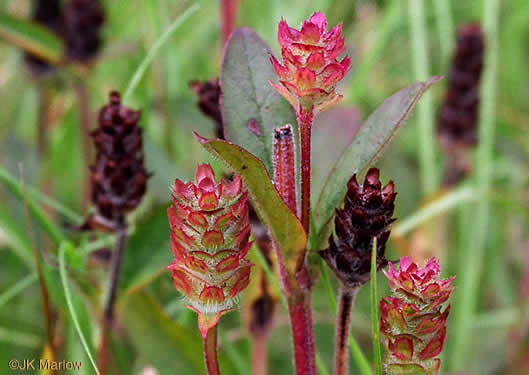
[220,0,240,45]
[299,108,313,235]
[273,124,299,215]
[288,292,317,375]
[204,324,221,375]
[252,334,269,375]
[335,287,358,375]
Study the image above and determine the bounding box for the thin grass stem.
[123,3,200,102]
[449,0,500,369]
[59,242,100,375]
[408,0,438,195]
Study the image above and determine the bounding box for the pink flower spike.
[380,256,454,373]
[168,164,252,336]
[270,12,350,115]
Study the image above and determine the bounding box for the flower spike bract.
[380,257,455,375]
[168,164,253,337]
[270,12,351,115]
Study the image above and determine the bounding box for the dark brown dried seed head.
[25,0,64,75]
[320,168,396,288]
[64,0,105,62]
[90,91,150,224]
[438,23,485,149]
[190,79,223,139]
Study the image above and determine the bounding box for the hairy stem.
[204,324,221,375]
[299,108,313,235]
[335,287,358,375]
[98,222,128,375]
[220,0,240,45]
[273,124,299,215]
[288,292,317,375]
[252,334,269,375]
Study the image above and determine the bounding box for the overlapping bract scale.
[270,12,351,114]
[168,164,253,337]
[380,257,455,375]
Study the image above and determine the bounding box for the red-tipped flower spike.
[270,12,351,115]
[380,257,455,375]
[168,164,253,338]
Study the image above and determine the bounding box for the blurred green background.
[0,0,528,374]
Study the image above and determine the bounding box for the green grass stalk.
[449,0,500,369]
[408,0,438,195]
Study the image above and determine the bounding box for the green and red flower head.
[270,12,351,115]
[168,164,253,338]
[380,257,455,375]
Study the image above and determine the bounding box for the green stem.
[449,0,500,370]
[204,324,221,375]
[408,0,437,195]
[433,0,455,70]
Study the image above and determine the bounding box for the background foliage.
[1,0,528,374]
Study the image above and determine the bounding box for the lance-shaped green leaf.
[312,107,362,205]
[315,77,441,234]
[221,27,298,173]
[0,13,63,63]
[196,134,307,276]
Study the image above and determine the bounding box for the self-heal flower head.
[270,12,351,115]
[168,164,253,338]
[380,257,455,375]
[320,168,396,288]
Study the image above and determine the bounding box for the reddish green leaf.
[315,77,441,233]
[221,28,298,174]
[196,134,307,274]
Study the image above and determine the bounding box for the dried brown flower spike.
[190,79,224,139]
[25,0,64,75]
[90,91,150,227]
[438,24,484,185]
[320,168,396,288]
[64,0,105,62]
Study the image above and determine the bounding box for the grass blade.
[123,3,200,101]
[0,273,37,308]
[407,0,438,195]
[59,242,100,375]
[449,0,500,369]
[0,12,63,63]
[0,167,65,244]
[392,185,478,236]
[371,238,382,375]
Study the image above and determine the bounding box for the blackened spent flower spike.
[321,168,396,288]
[88,91,150,230]
[25,0,64,75]
[438,23,484,186]
[64,0,105,62]
[321,167,397,375]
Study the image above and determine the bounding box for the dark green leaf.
[315,77,441,233]
[221,27,298,173]
[0,13,63,63]
[312,107,362,205]
[197,135,307,275]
